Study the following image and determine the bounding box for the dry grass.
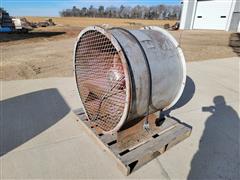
[1,17,238,81]
[1,17,176,45]
[26,16,177,28]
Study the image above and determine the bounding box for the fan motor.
[74,26,186,133]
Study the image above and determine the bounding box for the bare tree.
[98,6,104,17]
[81,7,88,16]
[60,4,181,20]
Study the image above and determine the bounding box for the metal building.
[180,0,240,32]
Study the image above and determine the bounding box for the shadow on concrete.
[229,33,240,57]
[162,76,196,117]
[0,31,66,42]
[0,88,70,156]
[188,96,240,179]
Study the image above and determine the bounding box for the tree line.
[59,5,181,20]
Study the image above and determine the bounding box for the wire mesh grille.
[75,30,127,132]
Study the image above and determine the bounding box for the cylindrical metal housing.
[74,26,186,133]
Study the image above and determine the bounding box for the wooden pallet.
[73,108,192,175]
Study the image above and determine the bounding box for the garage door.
[193,0,232,30]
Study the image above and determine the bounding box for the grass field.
[1,17,177,45]
[26,16,177,28]
[1,17,238,81]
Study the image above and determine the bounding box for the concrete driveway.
[1,57,239,179]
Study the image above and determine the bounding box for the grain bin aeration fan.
[74,26,186,134]
[73,26,191,175]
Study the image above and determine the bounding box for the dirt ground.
[0,17,238,80]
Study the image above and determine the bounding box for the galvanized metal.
[74,26,186,133]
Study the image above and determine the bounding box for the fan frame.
[73,26,132,134]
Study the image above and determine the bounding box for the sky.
[1,0,181,17]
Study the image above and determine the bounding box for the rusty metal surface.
[110,28,151,120]
[75,29,128,132]
[74,26,186,133]
[110,27,186,119]
[116,113,160,150]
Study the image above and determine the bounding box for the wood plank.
[75,111,129,175]
[110,117,179,154]
[121,125,190,168]
[73,108,192,175]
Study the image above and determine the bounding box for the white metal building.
[180,0,240,32]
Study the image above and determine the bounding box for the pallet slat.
[73,108,192,175]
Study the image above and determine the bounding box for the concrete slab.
[1,57,239,179]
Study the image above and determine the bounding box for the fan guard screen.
[75,30,127,132]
